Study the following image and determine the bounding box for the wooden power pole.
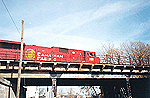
[16,20,24,98]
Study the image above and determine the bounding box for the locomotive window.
[0,42,12,49]
[59,48,68,53]
[0,42,21,50]
[12,44,21,50]
[87,52,90,56]
[87,52,95,57]
[90,53,95,57]
[92,53,95,57]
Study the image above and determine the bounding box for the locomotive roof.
[0,39,95,53]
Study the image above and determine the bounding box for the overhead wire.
[2,0,21,35]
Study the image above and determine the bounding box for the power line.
[2,0,21,35]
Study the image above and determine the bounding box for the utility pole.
[16,20,24,98]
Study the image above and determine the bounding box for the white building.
[26,86,39,98]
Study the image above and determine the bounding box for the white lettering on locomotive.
[37,52,63,61]
[37,52,41,56]
[37,57,40,60]
[54,54,63,58]
[60,55,63,58]
[37,52,51,57]
[40,57,46,61]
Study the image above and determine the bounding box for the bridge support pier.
[52,78,57,98]
[6,61,10,69]
[126,76,132,98]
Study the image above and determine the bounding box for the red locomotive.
[0,40,100,63]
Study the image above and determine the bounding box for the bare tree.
[39,87,46,97]
[121,41,150,66]
[80,86,101,97]
[98,41,150,66]
[67,87,76,98]
[98,41,123,64]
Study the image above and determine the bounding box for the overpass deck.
[0,60,149,79]
[0,60,149,98]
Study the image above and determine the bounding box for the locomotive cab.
[84,51,100,63]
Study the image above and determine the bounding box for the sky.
[0,0,150,52]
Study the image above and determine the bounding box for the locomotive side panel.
[0,48,20,60]
[0,40,21,60]
[52,47,68,62]
[68,49,84,63]
[24,45,52,61]
[96,57,100,64]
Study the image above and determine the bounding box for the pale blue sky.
[0,0,150,51]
